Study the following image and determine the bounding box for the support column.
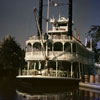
[63,42,64,52]
[71,43,73,54]
[52,43,54,51]
[76,43,78,57]
[56,61,58,77]
[34,62,36,71]
[38,61,41,75]
[46,41,48,58]
[39,61,41,70]
[27,61,30,75]
[79,62,81,79]
[71,62,73,78]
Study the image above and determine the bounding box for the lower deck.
[22,60,93,80]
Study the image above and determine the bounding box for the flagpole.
[46,0,49,34]
[68,0,72,39]
[45,0,49,67]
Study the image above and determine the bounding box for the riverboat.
[17,0,95,87]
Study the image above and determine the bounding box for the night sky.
[0,0,100,48]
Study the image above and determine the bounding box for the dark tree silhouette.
[87,25,100,63]
[0,35,26,77]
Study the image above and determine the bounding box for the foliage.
[87,25,100,63]
[88,65,96,75]
[0,35,26,76]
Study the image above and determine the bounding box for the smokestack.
[38,0,43,36]
[68,0,72,38]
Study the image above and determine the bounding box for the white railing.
[25,51,72,56]
[21,69,67,77]
[28,35,83,49]
[29,35,75,40]
[25,51,78,61]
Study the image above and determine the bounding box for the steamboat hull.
[16,76,80,88]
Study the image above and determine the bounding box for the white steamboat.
[17,0,95,87]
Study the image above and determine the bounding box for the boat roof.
[50,17,68,24]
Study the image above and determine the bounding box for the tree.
[87,25,100,63]
[0,35,26,77]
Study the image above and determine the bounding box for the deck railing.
[25,51,77,61]
[29,35,78,41]
[21,69,68,77]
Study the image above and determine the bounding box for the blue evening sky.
[0,0,100,48]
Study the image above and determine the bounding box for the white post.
[71,43,73,54]
[56,61,58,77]
[45,0,50,67]
[27,61,30,75]
[71,62,73,78]
[38,61,41,74]
[63,42,64,52]
[46,42,48,59]
[39,61,41,70]
[76,43,78,57]
[34,62,36,71]
[85,37,87,46]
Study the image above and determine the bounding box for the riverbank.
[79,74,100,90]
[79,82,100,90]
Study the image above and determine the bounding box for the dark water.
[0,80,100,100]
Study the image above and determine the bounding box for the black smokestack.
[68,0,72,38]
[38,0,43,36]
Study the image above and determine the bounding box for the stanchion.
[84,75,89,83]
[90,75,95,83]
[95,75,99,84]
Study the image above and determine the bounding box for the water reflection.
[16,89,79,100]
[16,86,100,100]
[79,87,100,100]
[0,79,100,100]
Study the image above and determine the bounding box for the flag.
[85,37,87,46]
[90,37,92,50]
[78,33,80,40]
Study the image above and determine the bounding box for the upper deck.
[48,17,69,33]
[24,16,94,65]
